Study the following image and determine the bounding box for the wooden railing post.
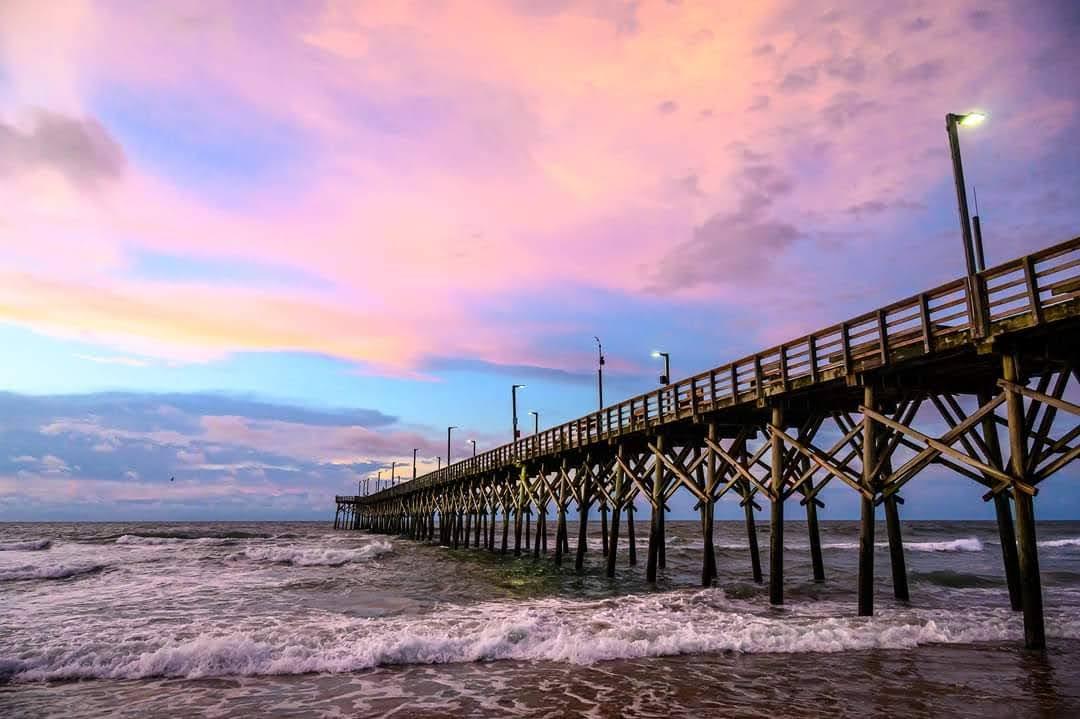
[1023,255,1043,325]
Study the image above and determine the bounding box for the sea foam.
[1042,537,1080,548]
[4,589,1079,682]
[227,540,393,567]
[815,537,984,553]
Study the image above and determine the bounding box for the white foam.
[0,539,52,551]
[0,562,105,582]
[115,535,233,546]
[228,540,393,567]
[6,588,1079,682]
[812,538,984,553]
[1041,537,1080,548]
[906,538,983,552]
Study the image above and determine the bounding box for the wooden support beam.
[704,437,775,502]
[859,384,877,617]
[647,437,664,583]
[769,406,785,605]
[999,378,1080,417]
[576,458,592,571]
[702,423,718,587]
[771,426,872,500]
[1004,354,1045,650]
[648,442,710,505]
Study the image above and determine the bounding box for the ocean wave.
[227,541,393,567]
[0,562,106,582]
[108,531,270,542]
[1041,537,1080,548]
[5,589,1078,682]
[810,538,984,553]
[0,539,52,551]
[912,570,1000,589]
[115,535,236,546]
[907,538,984,552]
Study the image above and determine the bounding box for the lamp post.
[377,469,382,492]
[412,448,419,480]
[437,456,441,470]
[512,384,526,440]
[469,439,477,457]
[651,351,670,385]
[594,336,605,409]
[529,410,539,435]
[946,111,987,274]
[447,426,457,466]
[391,460,396,486]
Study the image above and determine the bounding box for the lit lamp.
[651,351,670,385]
[945,111,988,274]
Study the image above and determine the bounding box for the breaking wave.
[115,535,235,546]
[4,589,1078,682]
[814,538,984,553]
[1042,537,1080,549]
[0,563,106,582]
[0,539,52,551]
[108,531,270,542]
[227,541,393,567]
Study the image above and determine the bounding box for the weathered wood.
[647,438,663,583]
[600,504,609,557]
[859,385,877,617]
[977,388,1023,612]
[702,424,717,587]
[804,476,825,583]
[576,459,591,572]
[1004,353,1045,650]
[769,406,785,605]
[607,446,624,578]
[883,489,908,602]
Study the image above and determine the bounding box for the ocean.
[2,519,1080,718]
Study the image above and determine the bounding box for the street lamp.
[468,439,477,457]
[412,448,419,480]
[512,384,526,440]
[437,455,441,470]
[946,111,988,274]
[651,351,670,385]
[391,460,396,486]
[447,426,457,466]
[594,336,605,409]
[377,469,382,492]
[529,410,539,435]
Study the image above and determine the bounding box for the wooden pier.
[336,236,1080,650]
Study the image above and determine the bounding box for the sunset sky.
[2,0,1078,520]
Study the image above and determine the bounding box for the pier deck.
[337,236,1080,650]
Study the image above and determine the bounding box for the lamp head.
[957,111,987,128]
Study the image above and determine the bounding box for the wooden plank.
[999,378,1080,417]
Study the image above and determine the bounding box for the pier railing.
[368,236,1080,499]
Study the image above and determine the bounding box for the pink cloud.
[0,0,1076,373]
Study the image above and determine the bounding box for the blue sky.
[1,0,1078,520]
